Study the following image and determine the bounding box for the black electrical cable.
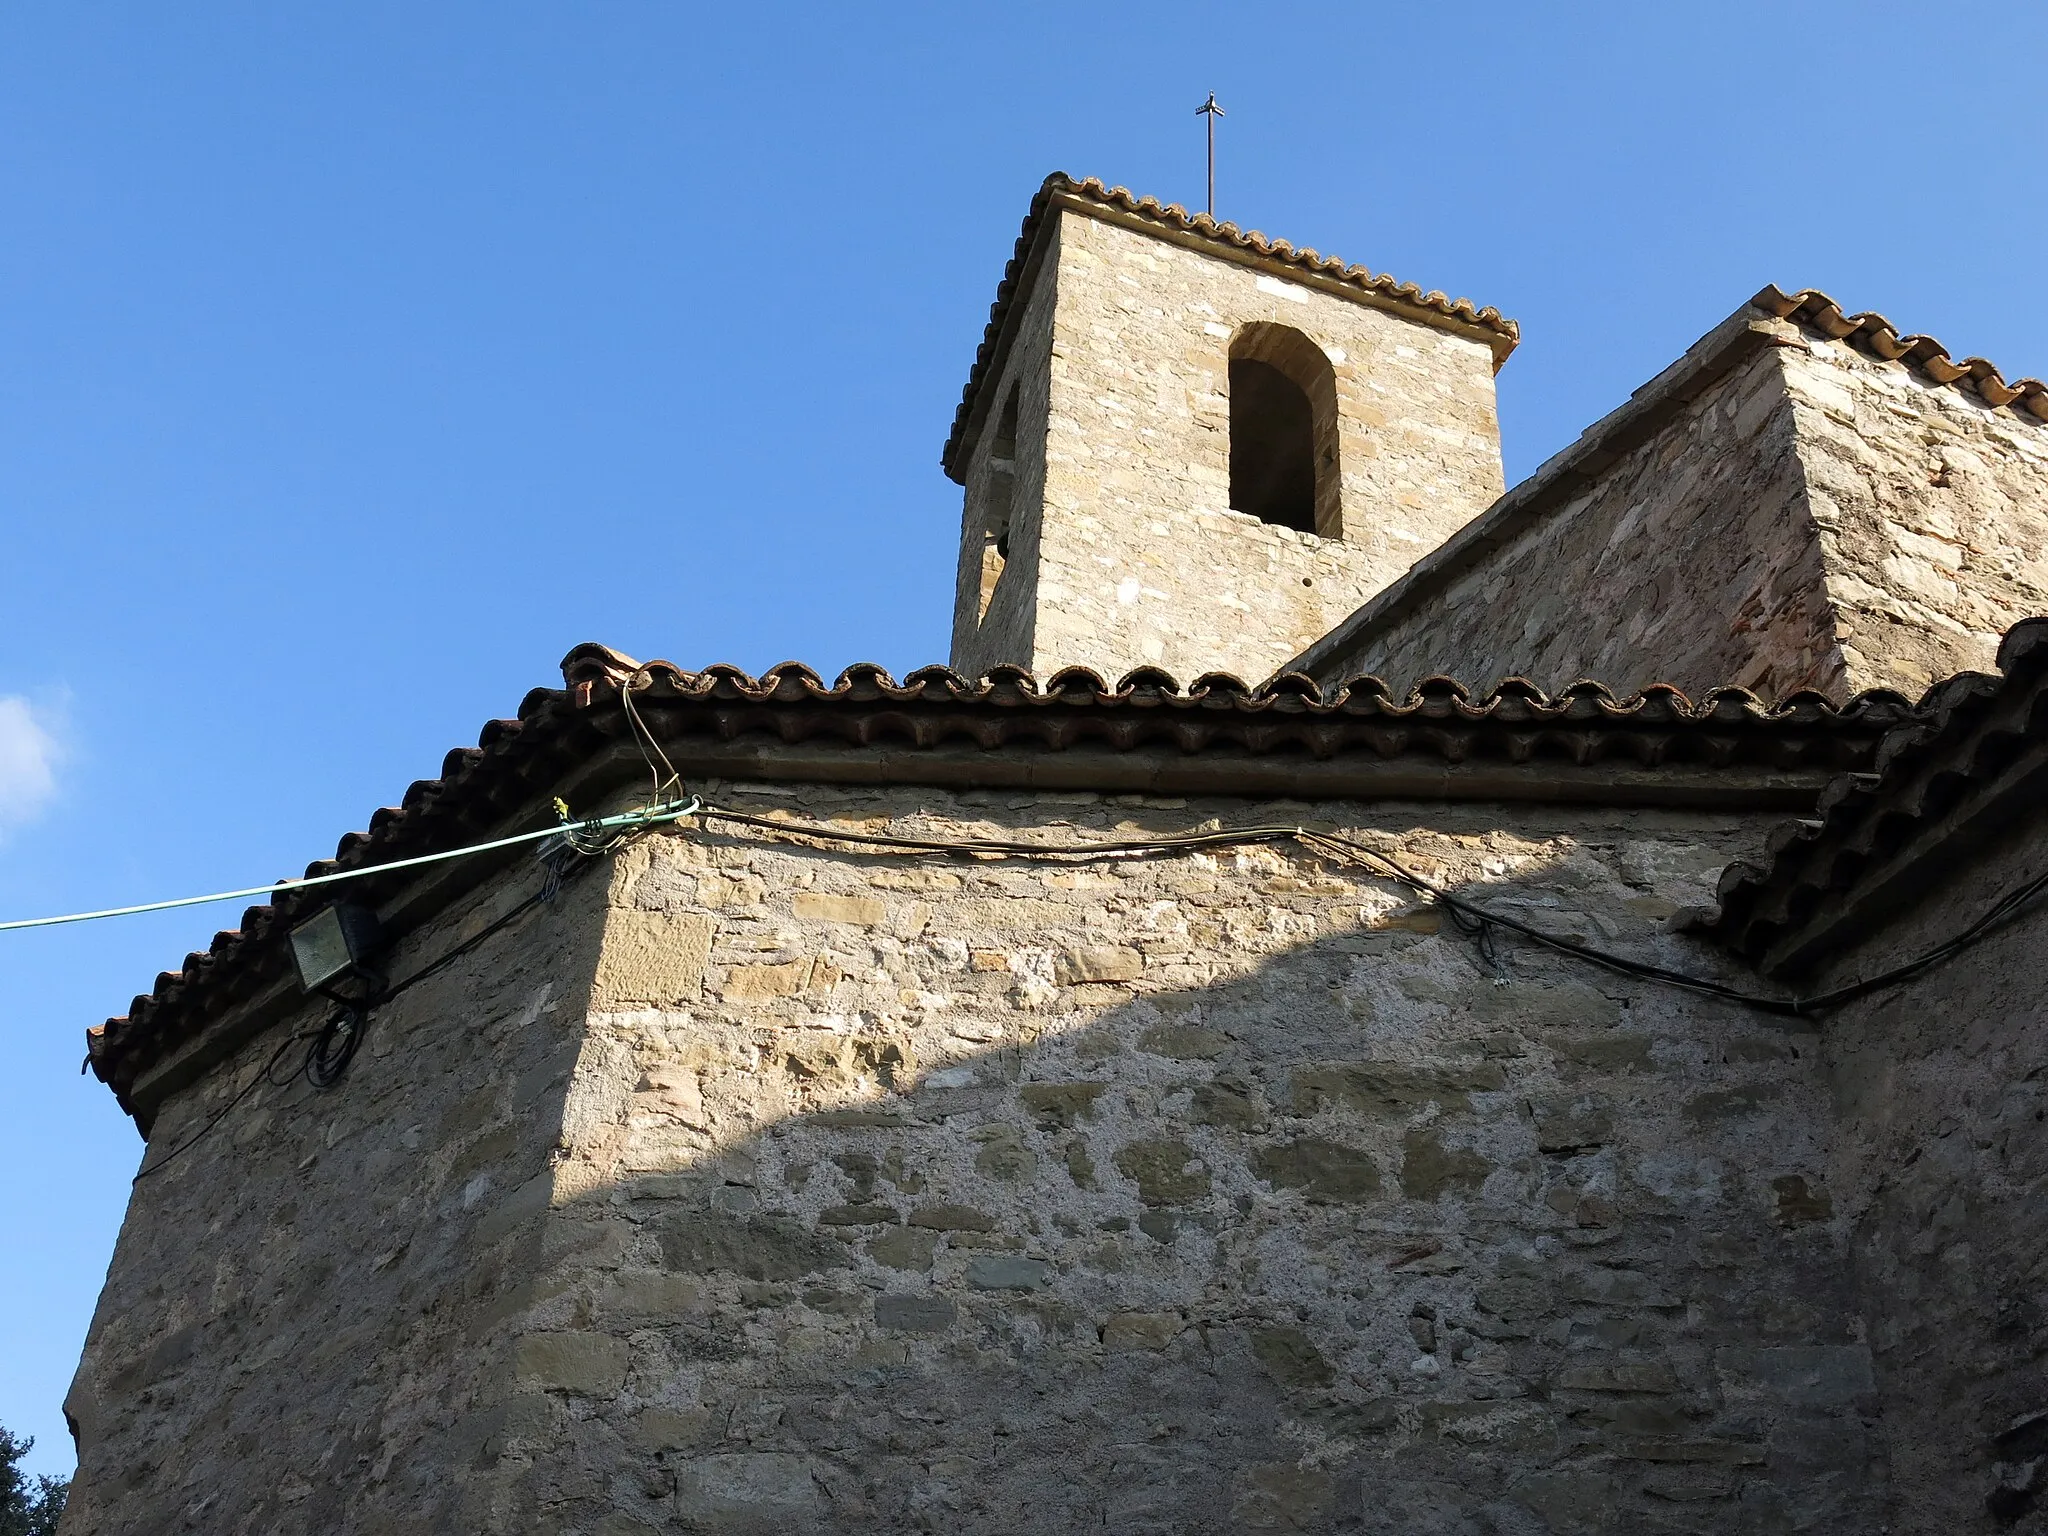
[696,802,2048,1021]
[1294,828,1808,1016]
[700,804,1306,861]
[131,795,2048,1183]
[1794,863,2048,1013]
[375,885,551,1007]
[303,1006,366,1091]
[700,804,1808,1013]
[132,1028,317,1180]
[131,878,560,1181]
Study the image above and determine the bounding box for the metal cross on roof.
[1196,92,1225,217]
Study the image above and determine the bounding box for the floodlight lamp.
[289,902,383,995]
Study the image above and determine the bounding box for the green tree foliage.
[0,1427,67,1536]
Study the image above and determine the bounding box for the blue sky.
[1,1,2043,1476]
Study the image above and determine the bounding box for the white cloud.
[0,695,60,830]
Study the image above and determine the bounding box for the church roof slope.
[1699,617,2048,976]
[87,649,1914,1121]
[1287,285,2048,685]
[943,172,1520,482]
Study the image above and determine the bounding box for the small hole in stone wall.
[1301,577,1313,588]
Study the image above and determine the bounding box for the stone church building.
[58,175,2048,1533]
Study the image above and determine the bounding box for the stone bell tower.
[943,173,1517,685]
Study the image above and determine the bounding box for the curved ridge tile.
[898,663,981,698]
[944,172,1519,478]
[1995,616,2048,670]
[1754,285,2048,420]
[1183,671,1259,700]
[97,636,1914,1106]
[1112,665,1188,698]
[1329,675,1398,712]
[1700,616,2048,965]
[1038,665,1115,700]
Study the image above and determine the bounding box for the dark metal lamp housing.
[289,901,384,996]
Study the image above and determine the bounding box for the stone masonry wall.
[1817,815,2048,1533]
[1302,329,2048,705]
[954,208,1506,685]
[1314,346,1840,702]
[503,780,1886,1534]
[1782,341,2048,697]
[58,860,612,1536]
[949,221,1058,677]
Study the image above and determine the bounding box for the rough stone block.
[724,960,810,1002]
[658,1212,848,1282]
[1293,1061,1506,1116]
[636,1063,706,1127]
[1400,1129,1492,1199]
[909,1203,997,1232]
[1102,1311,1181,1351]
[1019,1081,1107,1128]
[791,892,885,926]
[874,1293,957,1334]
[967,1255,1049,1291]
[1771,1174,1832,1225]
[599,1269,702,1318]
[1554,1361,1680,1394]
[1230,1462,1336,1531]
[1056,945,1144,985]
[592,910,712,1008]
[672,1453,827,1528]
[1250,1326,1335,1388]
[1114,1138,1211,1205]
[632,1405,714,1452]
[514,1332,629,1396]
[1190,1076,1260,1130]
[865,1227,937,1271]
[1252,1137,1380,1202]
[1530,1092,1615,1153]
[1608,1437,1766,1464]
[1140,1023,1232,1059]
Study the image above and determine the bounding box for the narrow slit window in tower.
[977,387,1020,624]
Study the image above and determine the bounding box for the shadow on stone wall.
[505,816,1888,1536]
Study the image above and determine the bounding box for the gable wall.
[1305,346,1840,701]
[1300,327,2048,705]
[1784,341,2048,696]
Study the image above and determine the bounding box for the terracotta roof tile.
[1755,285,2048,419]
[1696,617,2048,974]
[943,173,1520,482]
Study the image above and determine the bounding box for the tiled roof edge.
[557,642,1919,723]
[940,173,1521,484]
[93,644,1916,1119]
[1695,616,2048,974]
[1755,285,2048,419]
